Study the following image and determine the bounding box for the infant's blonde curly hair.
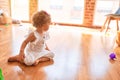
[32,10,51,27]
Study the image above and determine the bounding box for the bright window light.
[11,0,29,21]
[94,0,119,26]
[38,0,84,24]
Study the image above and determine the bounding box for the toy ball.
[109,53,116,60]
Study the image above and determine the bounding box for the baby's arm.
[19,33,36,59]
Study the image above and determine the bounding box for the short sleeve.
[24,27,35,38]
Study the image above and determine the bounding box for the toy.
[109,52,116,60]
[5,23,9,26]
[0,68,4,80]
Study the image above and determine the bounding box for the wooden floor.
[0,23,120,80]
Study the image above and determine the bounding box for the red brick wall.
[83,0,96,27]
[0,0,10,15]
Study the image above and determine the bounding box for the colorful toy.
[5,23,9,27]
[0,68,4,80]
[109,52,116,60]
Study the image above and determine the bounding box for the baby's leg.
[8,55,24,63]
[32,52,54,66]
[33,57,50,66]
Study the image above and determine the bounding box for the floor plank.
[0,24,120,80]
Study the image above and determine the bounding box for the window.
[11,0,29,21]
[38,0,84,24]
[94,0,119,26]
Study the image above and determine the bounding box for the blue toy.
[109,52,116,60]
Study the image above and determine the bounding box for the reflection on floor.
[0,23,120,80]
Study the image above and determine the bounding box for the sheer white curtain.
[38,0,84,24]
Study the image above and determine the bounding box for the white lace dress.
[24,31,54,65]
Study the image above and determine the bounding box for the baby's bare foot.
[32,60,39,66]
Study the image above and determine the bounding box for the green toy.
[0,69,4,80]
[5,24,9,27]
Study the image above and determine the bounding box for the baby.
[8,10,54,66]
